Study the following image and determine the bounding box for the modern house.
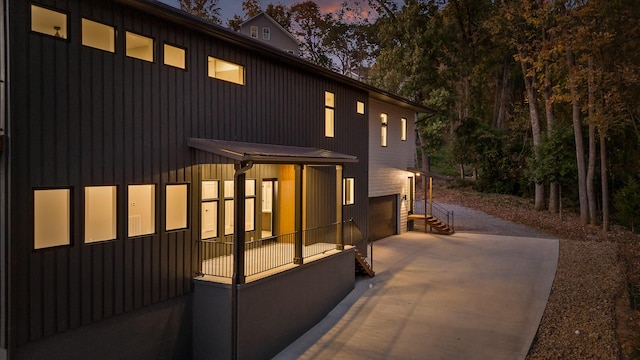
[0,0,430,359]
[238,12,299,56]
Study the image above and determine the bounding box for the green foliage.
[614,177,640,232]
[526,126,576,185]
[180,0,221,24]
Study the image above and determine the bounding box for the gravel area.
[422,183,630,359]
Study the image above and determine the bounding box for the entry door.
[261,180,278,238]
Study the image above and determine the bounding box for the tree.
[290,1,333,68]
[179,0,221,24]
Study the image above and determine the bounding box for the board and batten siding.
[368,98,417,234]
[8,0,368,348]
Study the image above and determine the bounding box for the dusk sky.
[158,0,381,24]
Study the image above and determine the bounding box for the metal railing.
[199,219,366,278]
[430,201,455,231]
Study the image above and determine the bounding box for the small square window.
[325,91,335,108]
[164,44,186,69]
[126,31,154,62]
[343,178,355,205]
[262,27,271,40]
[208,57,245,85]
[82,19,115,52]
[202,180,218,200]
[357,101,365,115]
[34,189,71,249]
[401,118,407,141]
[31,5,67,39]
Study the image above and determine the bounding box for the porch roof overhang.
[188,138,359,165]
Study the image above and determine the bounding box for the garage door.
[369,195,397,241]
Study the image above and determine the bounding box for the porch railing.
[199,219,365,278]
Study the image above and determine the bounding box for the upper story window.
[164,43,186,69]
[34,188,71,249]
[128,184,155,237]
[250,26,258,38]
[263,27,271,40]
[401,118,407,141]
[85,186,117,243]
[381,113,388,147]
[166,184,188,231]
[208,57,245,85]
[82,19,115,52]
[126,31,154,62]
[31,4,68,39]
[357,101,365,115]
[325,91,335,138]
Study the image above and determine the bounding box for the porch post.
[232,160,251,360]
[336,165,344,250]
[294,164,303,264]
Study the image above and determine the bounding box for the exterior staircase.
[425,215,455,235]
[354,249,375,277]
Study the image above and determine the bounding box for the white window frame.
[250,25,258,38]
[262,27,271,40]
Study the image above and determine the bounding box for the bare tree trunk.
[519,48,545,211]
[417,130,430,172]
[459,164,465,180]
[544,60,559,213]
[586,57,598,225]
[567,48,589,224]
[600,128,609,232]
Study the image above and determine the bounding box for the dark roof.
[115,0,434,114]
[188,138,359,164]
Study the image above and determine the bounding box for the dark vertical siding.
[9,0,369,348]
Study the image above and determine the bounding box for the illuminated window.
[357,101,365,115]
[128,184,155,237]
[381,113,388,147]
[82,19,115,52]
[208,57,244,85]
[343,178,355,205]
[401,118,407,141]
[34,189,71,249]
[85,186,117,243]
[223,179,256,235]
[325,91,335,138]
[164,44,186,69]
[250,26,258,38]
[201,180,218,239]
[126,31,154,62]
[263,27,271,40]
[31,5,67,39]
[166,184,188,231]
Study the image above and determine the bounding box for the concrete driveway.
[275,223,558,359]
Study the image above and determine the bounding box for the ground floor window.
[128,184,155,237]
[85,186,117,243]
[166,184,188,231]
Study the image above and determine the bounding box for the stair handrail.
[343,218,372,271]
[429,201,455,232]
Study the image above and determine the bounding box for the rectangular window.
[262,27,271,40]
[82,18,115,52]
[34,189,71,249]
[357,101,365,115]
[128,184,155,237]
[85,186,117,243]
[126,31,154,62]
[401,118,407,141]
[325,91,335,138]
[31,4,67,39]
[166,184,188,231]
[223,180,255,235]
[164,44,186,69]
[343,178,355,205]
[250,25,258,38]
[201,181,218,239]
[224,200,234,236]
[208,57,245,85]
[381,113,388,147]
